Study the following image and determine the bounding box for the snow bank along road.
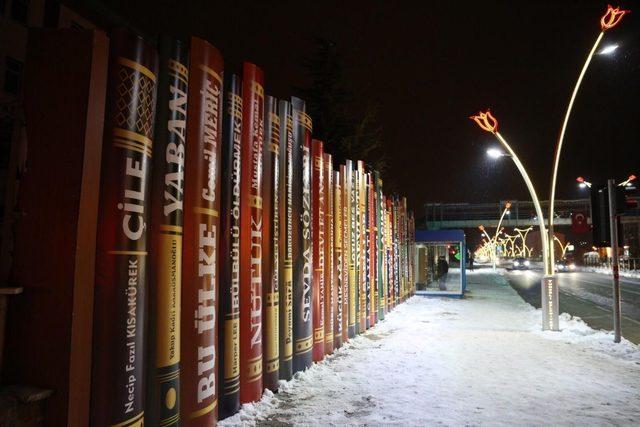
[220,270,640,426]
[504,267,640,344]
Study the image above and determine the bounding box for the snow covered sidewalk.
[221,270,640,426]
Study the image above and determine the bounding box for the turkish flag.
[572,211,589,234]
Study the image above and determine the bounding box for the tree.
[296,38,386,172]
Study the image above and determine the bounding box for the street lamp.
[478,224,495,266]
[487,148,508,159]
[502,232,518,257]
[599,44,619,55]
[471,109,555,330]
[619,174,636,187]
[515,227,533,258]
[492,201,512,269]
[548,4,629,280]
[554,236,572,261]
[577,174,635,188]
[576,176,592,188]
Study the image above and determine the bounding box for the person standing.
[437,256,449,291]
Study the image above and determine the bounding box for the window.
[11,0,29,24]
[4,57,23,95]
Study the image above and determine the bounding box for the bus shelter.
[414,229,466,298]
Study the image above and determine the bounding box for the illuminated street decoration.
[553,236,572,260]
[478,225,493,262]
[470,110,498,133]
[514,227,533,258]
[548,4,630,277]
[469,111,549,274]
[471,110,555,330]
[501,232,518,258]
[492,202,511,269]
[600,5,629,31]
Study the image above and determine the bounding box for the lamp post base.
[541,275,559,331]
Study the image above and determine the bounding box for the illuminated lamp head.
[600,5,629,31]
[470,110,498,133]
[478,225,485,231]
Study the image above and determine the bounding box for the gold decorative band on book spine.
[193,207,219,217]
[252,81,264,98]
[249,195,263,209]
[118,57,156,82]
[295,110,312,131]
[189,399,217,420]
[295,336,313,353]
[198,64,222,83]
[245,356,263,382]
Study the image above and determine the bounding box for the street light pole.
[471,110,557,330]
[494,132,551,274]
[478,225,495,268]
[553,236,571,260]
[492,201,511,269]
[548,5,629,283]
[607,179,622,343]
[515,227,533,257]
[548,31,604,274]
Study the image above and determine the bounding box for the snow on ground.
[580,265,640,280]
[221,270,640,426]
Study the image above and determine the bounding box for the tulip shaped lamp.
[471,110,557,330]
[548,4,629,276]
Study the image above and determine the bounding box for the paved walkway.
[221,270,640,426]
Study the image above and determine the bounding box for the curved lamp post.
[471,110,557,330]
[553,236,572,261]
[548,5,629,274]
[478,225,495,267]
[492,201,512,269]
[514,226,533,258]
[578,174,636,189]
[506,234,518,258]
[471,111,551,273]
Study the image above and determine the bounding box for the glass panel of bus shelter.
[415,243,462,293]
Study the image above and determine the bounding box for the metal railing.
[424,199,591,229]
[584,257,640,272]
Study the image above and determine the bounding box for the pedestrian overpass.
[424,199,591,230]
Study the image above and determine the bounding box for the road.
[502,266,640,344]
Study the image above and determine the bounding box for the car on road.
[512,257,531,270]
[555,259,576,272]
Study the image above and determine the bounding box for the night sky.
[70,0,640,213]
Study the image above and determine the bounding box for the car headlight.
[524,260,530,266]
[514,261,520,266]
[569,263,576,270]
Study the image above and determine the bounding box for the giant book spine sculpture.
[239,62,265,403]
[333,169,344,349]
[278,100,294,380]
[219,73,242,418]
[181,36,223,425]
[375,172,385,320]
[368,172,377,327]
[291,97,314,373]
[324,154,335,355]
[311,139,325,362]
[345,160,356,339]
[357,161,366,332]
[262,95,281,391]
[92,28,158,427]
[341,165,350,342]
[148,35,188,427]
